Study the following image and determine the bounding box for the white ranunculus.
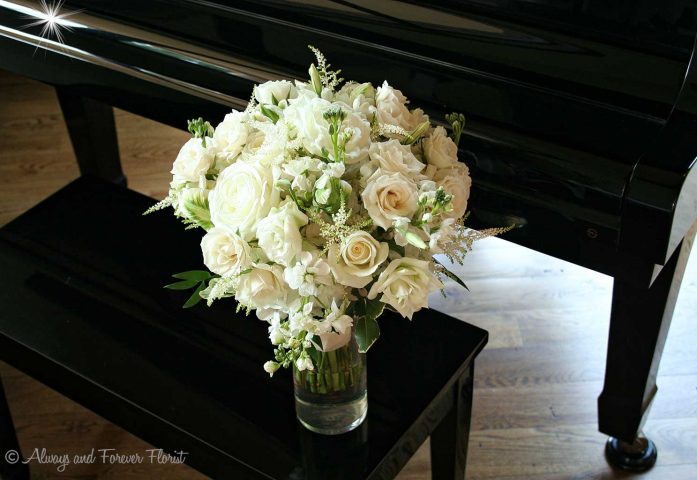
[283,94,333,158]
[235,263,287,310]
[171,137,215,184]
[213,111,249,168]
[361,170,419,229]
[256,200,308,266]
[328,231,389,288]
[375,81,429,133]
[367,257,443,319]
[254,80,298,106]
[434,163,472,219]
[201,227,252,277]
[368,139,425,176]
[423,126,458,168]
[209,160,279,240]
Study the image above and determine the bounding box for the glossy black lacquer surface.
[0,177,487,479]
[2,0,697,272]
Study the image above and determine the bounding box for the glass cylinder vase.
[293,333,367,435]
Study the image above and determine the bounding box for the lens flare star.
[23,0,80,46]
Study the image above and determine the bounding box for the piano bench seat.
[0,176,488,480]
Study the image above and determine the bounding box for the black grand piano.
[1,0,696,471]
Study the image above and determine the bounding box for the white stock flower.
[434,163,472,219]
[423,126,458,168]
[375,81,428,133]
[316,300,353,352]
[254,80,297,105]
[368,139,425,176]
[209,160,279,240]
[256,200,309,266]
[361,170,419,229]
[235,263,287,310]
[201,227,252,277]
[213,111,249,168]
[284,251,332,297]
[171,137,215,184]
[367,257,443,319]
[328,231,389,288]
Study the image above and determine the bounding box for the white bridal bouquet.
[147,47,506,376]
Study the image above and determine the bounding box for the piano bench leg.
[56,87,127,187]
[598,222,697,471]
[0,374,29,480]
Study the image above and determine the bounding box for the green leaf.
[434,258,469,291]
[164,279,200,290]
[260,104,279,124]
[183,282,205,308]
[179,189,213,230]
[354,316,380,353]
[172,270,212,281]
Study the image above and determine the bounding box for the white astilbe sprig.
[309,44,343,90]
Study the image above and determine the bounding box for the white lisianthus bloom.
[209,160,279,240]
[201,227,252,277]
[341,111,371,164]
[328,231,389,288]
[283,94,333,158]
[433,163,472,219]
[423,126,458,168]
[361,170,419,229]
[254,80,297,106]
[284,251,332,297]
[236,263,287,310]
[171,137,215,184]
[334,81,376,119]
[375,81,429,133]
[367,257,444,319]
[256,200,309,266]
[213,111,248,168]
[368,139,425,176]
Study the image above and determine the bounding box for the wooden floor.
[0,71,696,479]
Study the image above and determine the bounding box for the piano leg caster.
[605,435,657,472]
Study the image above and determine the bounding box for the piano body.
[1,0,696,469]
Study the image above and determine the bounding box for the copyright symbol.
[4,450,19,464]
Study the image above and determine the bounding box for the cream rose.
[254,80,297,105]
[201,227,252,277]
[368,139,425,176]
[256,200,309,266]
[213,111,249,168]
[171,137,215,184]
[375,81,429,133]
[434,163,472,219]
[328,231,389,288]
[423,126,458,168]
[235,263,287,310]
[367,257,443,319]
[209,160,279,240]
[361,170,419,229]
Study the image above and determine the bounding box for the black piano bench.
[0,176,488,480]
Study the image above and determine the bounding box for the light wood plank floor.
[0,71,696,479]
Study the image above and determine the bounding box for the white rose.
[367,257,443,319]
[361,170,419,229]
[434,163,472,219]
[375,81,429,133]
[201,227,252,277]
[284,95,333,158]
[368,139,425,176]
[328,231,389,288]
[213,111,249,168]
[235,263,287,309]
[171,137,214,184]
[209,160,280,241]
[254,80,297,106]
[423,126,458,168]
[256,200,308,266]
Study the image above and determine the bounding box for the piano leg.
[55,88,127,187]
[598,222,696,471]
[0,374,29,480]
